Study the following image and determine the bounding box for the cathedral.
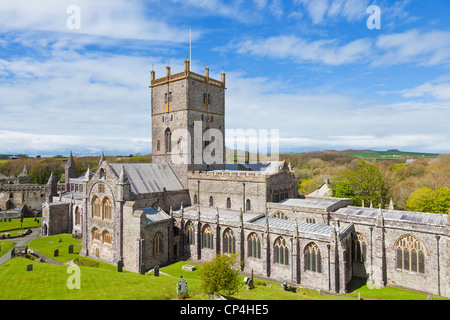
[41,60,449,298]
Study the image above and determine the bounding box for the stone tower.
[150,59,226,186]
[65,151,77,192]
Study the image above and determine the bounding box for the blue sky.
[0,0,449,156]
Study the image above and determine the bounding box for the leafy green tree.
[198,253,243,297]
[332,160,389,207]
[406,187,450,214]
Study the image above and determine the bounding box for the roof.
[224,161,285,174]
[336,206,447,226]
[140,206,170,224]
[275,197,348,211]
[179,206,261,224]
[109,163,184,195]
[250,216,337,236]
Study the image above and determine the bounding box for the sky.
[0,0,449,157]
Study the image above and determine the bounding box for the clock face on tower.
[163,114,172,126]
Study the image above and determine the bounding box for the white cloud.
[0,0,193,43]
[400,79,450,101]
[296,0,370,24]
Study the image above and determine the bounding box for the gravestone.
[182,264,196,272]
[68,245,74,254]
[247,268,254,290]
[117,260,124,272]
[39,257,45,262]
[139,263,145,275]
[58,238,62,242]
[0,245,2,252]
[54,249,59,257]
[154,265,159,277]
[177,277,188,296]
[27,264,33,271]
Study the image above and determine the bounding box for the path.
[0,227,42,266]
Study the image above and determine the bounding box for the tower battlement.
[149,59,226,89]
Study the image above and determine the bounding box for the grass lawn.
[27,234,83,264]
[0,240,15,258]
[0,257,447,300]
[345,283,448,300]
[0,218,41,232]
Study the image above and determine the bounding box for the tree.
[331,160,389,207]
[198,253,243,297]
[406,187,450,214]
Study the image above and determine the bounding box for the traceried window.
[248,233,261,259]
[395,234,426,274]
[103,197,112,220]
[92,227,101,241]
[274,237,289,265]
[102,230,112,244]
[92,196,101,218]
[223,228,236,254]
[185,221,195,245]
[98,183,105,193]
[352,233,367,263]
[153,232,163,254]
[202,225,214,249]
[305,243,322,273]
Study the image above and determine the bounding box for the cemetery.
[0,232,448,300]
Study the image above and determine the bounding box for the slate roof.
[277,198,346,210]
[180,206,261,224]
[250,216,337,236]
[141,206,170,224]
[336,207,447,226]
[109,163,184,195]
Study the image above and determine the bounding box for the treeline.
[282,152,450,214]
[0,154,152,185]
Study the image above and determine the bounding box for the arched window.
[226,197,231,209]
[202,225,214,249]
[352,233,367,263]
[246,199,251,211]
[306,217,315,223]
[305,243,322,273]
[395,235,426,273]
[185,222,195,245]
[91,196,101,218]
[209,196,214,207]
[153,232,163,254]
[102,230,112,244]
[156,140,160,152]
[273,211,289,220]
[165,128,172,153]
[223,228,236,254]
[193,194,198,205]
[102,197,112,220]
[75,207,81,225]
[99,168,105,180]
[248,233,261,259]
[92,227,101,241]
[274,237,289,265]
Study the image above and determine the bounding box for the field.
[347,150,440,161]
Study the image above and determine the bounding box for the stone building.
[41,60,449,298]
